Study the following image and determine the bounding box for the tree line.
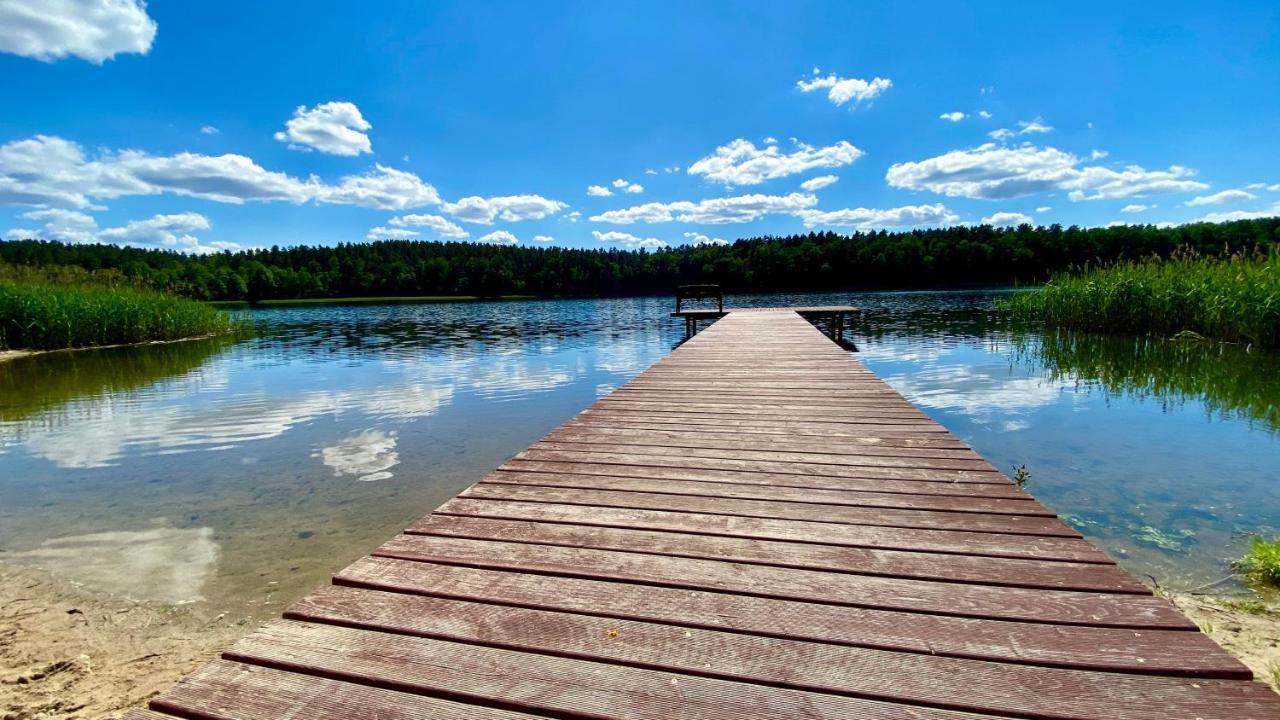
[1,218,1277,302]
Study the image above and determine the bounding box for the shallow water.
[1,291,1276,615]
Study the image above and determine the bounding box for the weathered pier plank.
[136,309,1280,719]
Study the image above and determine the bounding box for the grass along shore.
[999,248,1279,348]
[1,280,246,352]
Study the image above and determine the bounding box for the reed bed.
[0,279,244,351]
[999,249,1280,348]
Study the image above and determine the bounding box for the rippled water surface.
[1,292,1277,615]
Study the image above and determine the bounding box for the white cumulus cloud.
[688,139,862,186]
[1185,189,1257,206]
[683,232,728,247]
[797,204,959,231]
[0,0,156,63]
[1189,203,1280,223]
[316,164,440,209]
[365,226,419,241]
[1120,204,1153,213]
[441,194,567,224]
[981,211,1034,226]
[612,178,644,194]
[477,230,519,245]
[988,128,1015,141]
[939,112,967,122]
[592,230,668,249]
[977,110,993,119]
[590,192,817,225]
[886,143,1208,201]
[387,213,468,239]
[532,235,554,243]
[586,185,612,197]
[7,209,237,254]
[274,101,372,156]
[796,69,891,107]
[800,175,839,191]
[0,135,440,210]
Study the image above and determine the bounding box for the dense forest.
[2,218,1278,302]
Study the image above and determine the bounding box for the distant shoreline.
[207,294,538,308]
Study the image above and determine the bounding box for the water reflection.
[0,292,1277,612]
[319,429,399,482]
[0,297,682,615]
[12,525,218,605]
[1015,330,1280,433]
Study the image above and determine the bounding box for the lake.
[1,291,1277,618]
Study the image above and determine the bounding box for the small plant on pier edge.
[1011,464,1031,488]
[1232,536,1280,588]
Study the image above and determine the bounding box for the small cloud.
[977,110,992,119]
[980,86,995,95]
[587,185,613,197]
[939,111,967,122]
[683,231,728,246]
[612,178,644,194]
[1186,189,1257,207]
[1018,119,1053,135]
[1035,206,1052,213]
[387,213,468,239]
[477,230,519,245]
[532,235,554,243]
[1090,149,1108,160]
[274,101,373,156]
[800,175,839,192]
[592,229,668,249]
[564,211,582,223]
[1120,204,1154,213]
[797,69,892,107]
[366,226,419,241]
[763,136,778,145]
[199,125,220,135]
[644,168,658,175]
[981,211,1034,227]
[988,128,1014,141]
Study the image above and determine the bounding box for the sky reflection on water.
[0,292,1277,613]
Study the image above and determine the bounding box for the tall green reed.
[999,247,1279,348]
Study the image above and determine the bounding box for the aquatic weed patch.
[0,280,245,350]
[999,248,1280,348]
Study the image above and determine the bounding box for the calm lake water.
[1,291,1277,617]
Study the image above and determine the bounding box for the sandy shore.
[1170,591,1280,688]
[2,561,1277,718]
[0,563,252,719]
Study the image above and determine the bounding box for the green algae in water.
[1134,525,1198,554]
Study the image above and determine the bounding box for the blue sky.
[1,1,1278,253]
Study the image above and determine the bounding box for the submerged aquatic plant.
[1233,536,1280,587]
[999,246,1280,348]
[1011,464,1031,488]
[1133,525,1197,553]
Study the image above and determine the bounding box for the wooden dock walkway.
[128,309,1280,719]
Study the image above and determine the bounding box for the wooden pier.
[128,309,1280,719]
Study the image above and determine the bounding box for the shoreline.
[207,294,538,308]
[1,561,1275,718]
[0,332,232,365]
